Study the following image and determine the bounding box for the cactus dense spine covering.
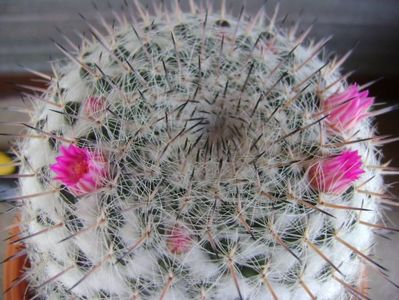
[10,2,393,299]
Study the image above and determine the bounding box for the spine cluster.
[3,2,397,300]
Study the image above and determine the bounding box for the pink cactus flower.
[308,150,364,194]
[51,144,107,195]
[167,224,192,254]
[84,96,106,118]
[323,84,374,133]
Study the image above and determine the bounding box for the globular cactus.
[5,1,398,299]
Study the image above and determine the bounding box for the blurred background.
[0,0,398,298]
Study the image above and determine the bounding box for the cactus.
[5,1,398,299]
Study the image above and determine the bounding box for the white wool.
[214,277,254,300]
[317,280,345,300]
[180,246,220,281]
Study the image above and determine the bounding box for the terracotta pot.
[3,217,29,300]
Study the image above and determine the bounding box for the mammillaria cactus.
[3,1,399,299]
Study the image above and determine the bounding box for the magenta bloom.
[84,96,106,118]
[323,84,374,133]
[167,225,192,254]
[308,150,364,194]
[51,145,107,195]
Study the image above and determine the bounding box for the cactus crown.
[5,1,397,299]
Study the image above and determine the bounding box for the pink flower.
[308,150,364,194]
[323,84,374,133]
[50,145,107,195]
[84,96,106,119]
[167,225,192,254]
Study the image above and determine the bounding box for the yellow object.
[0,151,16,175]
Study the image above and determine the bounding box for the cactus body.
[13,2,391,299]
